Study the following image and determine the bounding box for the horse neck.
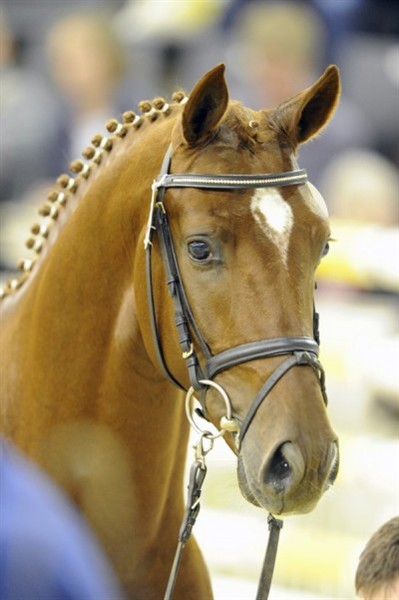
[1,112,187,452]
[13,129,142,317]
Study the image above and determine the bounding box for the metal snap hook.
[185,379,240,439]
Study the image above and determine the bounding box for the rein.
[144,144,328,599]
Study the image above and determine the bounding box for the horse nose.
[262,442,305,494]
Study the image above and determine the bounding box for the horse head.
[141,64,340,516]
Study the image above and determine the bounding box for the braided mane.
[0,91,189,300]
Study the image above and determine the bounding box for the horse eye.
[322,242,330,257]
[188,240,212,262]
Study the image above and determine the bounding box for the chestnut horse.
[0,64,340,599]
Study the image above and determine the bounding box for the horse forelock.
[210,102,271,150]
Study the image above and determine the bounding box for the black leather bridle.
[144,144,327,450]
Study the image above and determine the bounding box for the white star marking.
[250,188,293,265]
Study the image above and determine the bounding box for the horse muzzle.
[237,438,339,515]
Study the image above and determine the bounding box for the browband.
[154,170,308,190]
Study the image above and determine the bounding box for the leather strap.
[206,337,319,380]
[237,351,325,449]
[154,170,308,190]
[154,204,207,390]
[145,242,185,390]
[255,516,284,600]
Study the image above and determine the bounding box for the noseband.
[145,145,327,449]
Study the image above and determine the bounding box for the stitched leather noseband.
[144,145,327,449]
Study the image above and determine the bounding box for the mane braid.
[0,92,188,300]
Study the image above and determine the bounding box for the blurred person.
[1,1,125,51]
[45,12,128,174]
[113,0,227,95]
[232,1,328,108]
[1,10,129,272]
[322,150,399,227]
[0,7,58,203]
[355,516,399,600]
[317,150,399,292]
[220,0,362,64]
[0,438,125,600]
[228,1,375,189]
[334,1,399,168]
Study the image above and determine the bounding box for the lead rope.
[255,515,284,600]
[163,434,212,600]
[164,443,283,600]
[164,383,283,600]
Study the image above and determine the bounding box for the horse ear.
[272,65,341,146]
[182,63,229,146]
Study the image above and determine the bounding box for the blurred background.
[0,0,398,598]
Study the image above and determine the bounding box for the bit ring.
[185,379,234,439]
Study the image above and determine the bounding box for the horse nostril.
[263,442,305,495]
[264,444,292,491]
